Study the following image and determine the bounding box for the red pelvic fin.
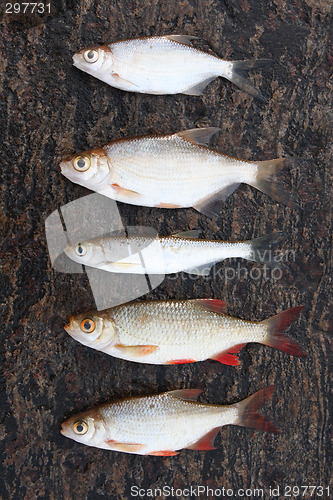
[165,359,196,365]
[210,344,246,365]
[192,299,227,314]
[236,386,280,434]
[186,426,221,450]
[148,450,179,456]
[262,306,307,357]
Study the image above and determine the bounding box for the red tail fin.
[236,386,279,433]
[262,306,307,357]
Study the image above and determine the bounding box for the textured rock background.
[1,0,332,498]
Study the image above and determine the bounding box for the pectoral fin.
[111,73,139,88]
[114,344,159,357]
[106,440,144,452]
[111,183,142,199]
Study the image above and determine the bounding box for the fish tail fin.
[244,232,286,268]
[261,306,307,357]
[235,386,279,433]
[229,59,273,103]
[249,158,301,209]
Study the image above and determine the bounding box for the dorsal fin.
[168,389,202,401]
[177,127,221,147]
[171,230,201,239]
[165,35,199,46]
[191,299,227,314]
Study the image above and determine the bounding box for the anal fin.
[186,426,221,450]
[193,183,241,219]
[211,344,246,365]
[183,77,217,96]
[183,262,216,276]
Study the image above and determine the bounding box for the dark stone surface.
[1,0,332,498]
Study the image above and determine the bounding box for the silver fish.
[64,300,306,365]
[60,128,299,219]
[60,386,279,455]
[72,35,272,101]
[63,231,285,276]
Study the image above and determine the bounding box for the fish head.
[64,312,118,350]
[72,45,113,79]
[60,147,110,191]
[64,238,105,267]
[60,408,107,447]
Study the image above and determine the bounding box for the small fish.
[60,386,279,455]
[60,128,300,218]
[64,300,306,365]
[64,231,285,276]
[72,35,271,102]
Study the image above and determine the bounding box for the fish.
[60,127,300,218]
[64,300,306,365]
[63,231,286,276]
[60,386,279,455]
[72,35,272,102]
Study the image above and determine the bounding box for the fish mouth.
[60,422,66,435]
[59,161,67,174]
[63,318,73,334]
[72,53,80,67]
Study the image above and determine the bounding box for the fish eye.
[83,49,99,63]
[73,421,88,435]
[75,243,87,257]
[73,155,91,172]
[80,318,96,333]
